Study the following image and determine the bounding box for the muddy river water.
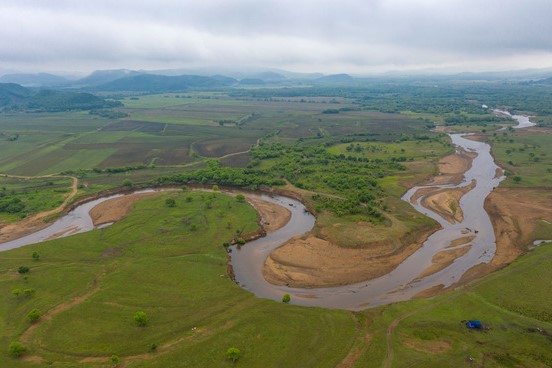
[0,113,531,310]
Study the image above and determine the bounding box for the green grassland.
[1,191,551,367]
[0,176,73,223]
[490,131,552,187]
[0,191,358,367]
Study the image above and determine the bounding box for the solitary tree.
[27,308,42,322]
[23,288,36,297]
[282,293,291,303]
[226,347,241,363]
[134,311,148,327]
[18,266,30,274]
[165,198,176,207]
[111,354,120,366]
[8,341,27,358]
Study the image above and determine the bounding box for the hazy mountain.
[75,69,144,87]
[96,74,238,92]
[0,73,71,87]
[533,76,552,84]
[0,82,119,111]
[249,71,287,81]
[314,73,355,84]
[239,78,266,85]
[0,83,31,106]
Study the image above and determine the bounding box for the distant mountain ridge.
[0,83,119,111]
[75,69,144,87]
[0,73,71,87]
[0,83,31,106]
[314,73,355,84]
[95,74,238,92]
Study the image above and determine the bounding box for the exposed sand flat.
[246,196,291,233]
[435,187,552,293]
[424,148,476,185]
[419,180,476,224]
[89,192,157,226]
[263,229,434,288]
[414,245,472,280]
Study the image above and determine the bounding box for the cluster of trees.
[89,109,129,119]
[92,165,149,174]
[152,159,285,189]
[152,138,416,221]
[0,196,25,214]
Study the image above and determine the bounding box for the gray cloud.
[2,0,552,75]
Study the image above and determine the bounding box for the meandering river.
[0,113,532,310]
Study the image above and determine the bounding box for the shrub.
[8,341,27,357]
[226,347,241,363]
[134,311,148,327]
[18,266,30,274]
[27,308,42,322]
[282,293,291,303]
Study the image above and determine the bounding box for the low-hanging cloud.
[2,0,552,75]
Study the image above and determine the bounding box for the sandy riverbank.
[262,148,477,288]
[413,187,552,298]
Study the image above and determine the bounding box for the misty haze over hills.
[1,66,552,90]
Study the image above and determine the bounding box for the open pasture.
[491,130,552,187]
[0,191,358,367]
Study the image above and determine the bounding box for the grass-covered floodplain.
[490,131,552,187]
[1,190,551,367]
[0,191,357,367]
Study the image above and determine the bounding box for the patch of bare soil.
[89,192,156,226]
[263,229,434,288]
[246,196,291,233]
[400,335,452,354]
[443,187,552,290]
[21,355,43,363]
[415,245,472,280]
[424,149,476,185]
[447,236,475,248]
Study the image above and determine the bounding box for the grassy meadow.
[0,191,358,367]
[490,131,552,187]
[0,191,551,367]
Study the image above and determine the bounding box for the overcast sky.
[2,0,552,76]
